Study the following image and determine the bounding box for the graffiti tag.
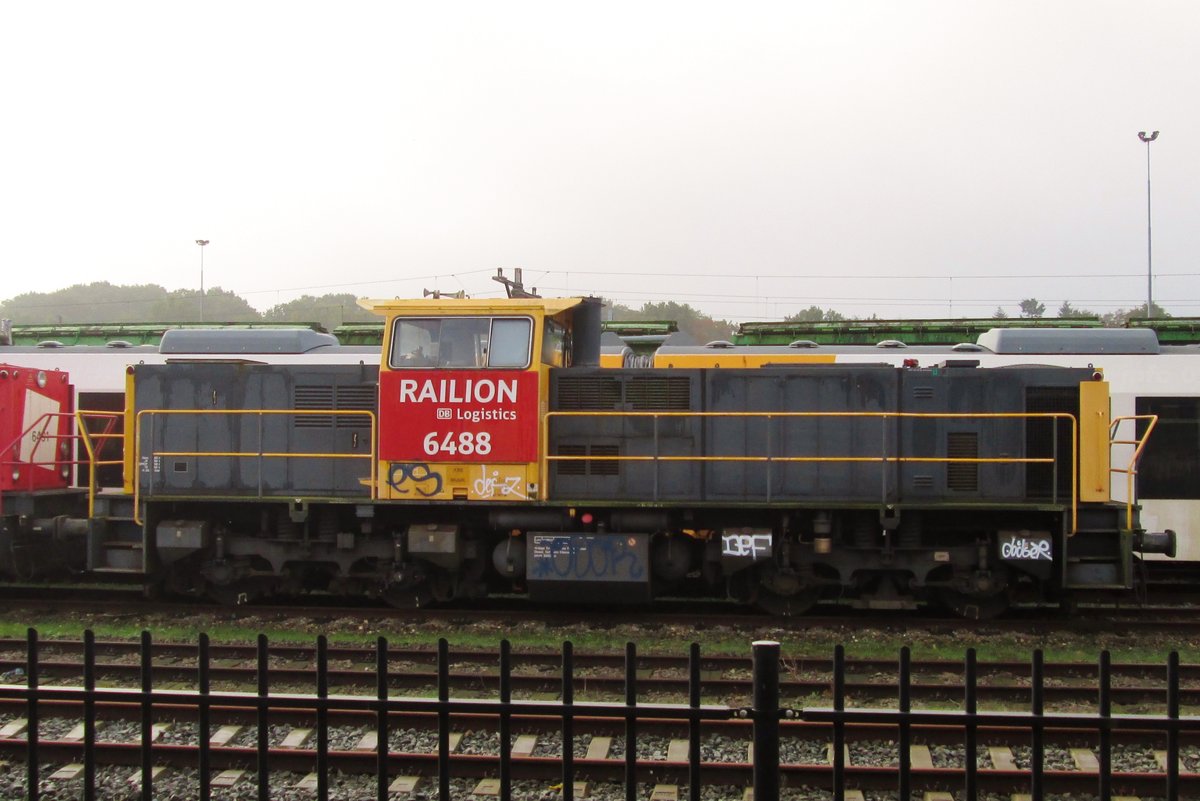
[387,462,444,497]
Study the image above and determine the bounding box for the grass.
[1,604,1197,668]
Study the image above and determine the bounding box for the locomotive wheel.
[938,588,1010,620]
[755,587,819,616]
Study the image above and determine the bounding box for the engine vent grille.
[912,386,935,400]
[293,385,377,428]
[556,376,622,410]
[946,432,979,491]
[625,376,692,410]
[555,375,692,411]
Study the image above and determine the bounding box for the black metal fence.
[0,629,1197,801]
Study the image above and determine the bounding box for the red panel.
[379,370,539,463]
[0,364,73,491]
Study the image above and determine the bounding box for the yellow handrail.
[133,408,377,525]
[1108,414,1158,530]
[74,410,125,518]
[542,410,1079,532]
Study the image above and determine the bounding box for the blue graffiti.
[387,463,443,497]
[531,535,645,581]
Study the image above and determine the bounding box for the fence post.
[752,640,781,801]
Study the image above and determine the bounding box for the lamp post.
[1138,131,1159,319]
[195,239,209,321]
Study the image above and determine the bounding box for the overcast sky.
[1,2,1196,322]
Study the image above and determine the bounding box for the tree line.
[0,283,1174,343]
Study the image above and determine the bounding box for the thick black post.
[899,646,911,801]
[199,633,211,801]
[1168,651,1180,801]
[83,630,95,801]
[1032,649,1044,801]
[437,638,450,801]
[317,635,329,801]
[256,633,269,801]
[624,642,637,801]
[141,630,153,801]
[752,640,780,801]
[833,644,845,801]
[499,640,512,801]
[378,637,390,801]
[964,648,977,801]
[562,641,575,801]
[688,642,701,801]
[27,627,38,801]
[1099,651,1111,801]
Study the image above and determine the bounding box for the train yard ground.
[0,608,1197,800]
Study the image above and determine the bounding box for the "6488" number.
[422,431,492,456]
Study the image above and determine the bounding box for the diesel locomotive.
[0,296,1176,617]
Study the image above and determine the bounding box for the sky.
[1,1,1196,323]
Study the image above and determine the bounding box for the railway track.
[0,638,1197,707]
[2,583,1200,635]
[1,683,1197,799]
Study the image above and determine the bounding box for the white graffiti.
[473,467,527,500]
[722,533,772,559]
[1000,538,1053,561]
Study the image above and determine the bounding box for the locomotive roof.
[659,327,1167,356]
[358,297,587,316]
[159,328,341,354]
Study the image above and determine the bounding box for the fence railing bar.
[965,647,977,801]
[141,630,153,801]
[198,632,210,801]
[317,634,329,801]
[27,627,38,801]
[833,644,845,801]
[688,642,701,801]
[437,637,449,801]
[1100,650,1111,801]
[562,640,575,801]
[624,641,636,801]
[499,639,512,801]
[84,629,96,801]
[1169,650,1180,801]
[378,636,390,801]
[257,633,269,801]
[899,645,911,801]
[1032,648,1044,801]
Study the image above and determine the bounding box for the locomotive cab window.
[390,316,532,370]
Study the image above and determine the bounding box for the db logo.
[436,408,452,420]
